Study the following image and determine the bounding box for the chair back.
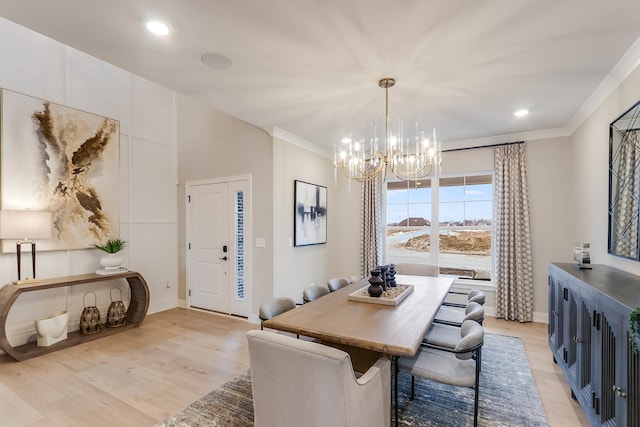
[464,301,485,323]
[259,297,296,322]
[454,320,484,360]
[247,330,390,427]
[395,263,438,276]
[303,285,330,303]
[467,289,486,305]
[327,277,350,292]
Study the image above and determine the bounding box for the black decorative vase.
[379,265,389,291]
[367,270,384,297]
[388,264,397,287]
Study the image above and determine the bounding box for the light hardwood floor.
[0,308,588,426]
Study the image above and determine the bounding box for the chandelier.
[333,78,441,184]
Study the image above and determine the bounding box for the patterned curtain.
[361,175,382,278]
[612,130,640,257]
[495,143,533,322]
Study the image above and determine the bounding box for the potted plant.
[631,307,640,354]
[92,238,126,270]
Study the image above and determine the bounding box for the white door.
[187,177,251,317]
[188,182,230,313]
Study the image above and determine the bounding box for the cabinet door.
[621,312,639,427]
[554,277,568,368]
[576,287,597,421]
[548,272,560,359]
[565,285,579,384]
[598,298,624,426]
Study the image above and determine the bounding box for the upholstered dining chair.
[399,320,484,427]
[302,284,330,303]
[258,297,296,330]
[327,277,350,292]
[394,262,438,276]
[434,300,484,327]
[247,330,391,427]
[444,289,486,307]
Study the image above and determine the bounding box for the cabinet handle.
[573,337,582,343]
[612,385,627,398]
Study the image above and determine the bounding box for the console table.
[0,271,150,361]
[548,263,640,426]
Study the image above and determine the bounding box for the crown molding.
[268,126,332,159]
[566,36,640,134]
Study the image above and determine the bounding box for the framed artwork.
[609,99,640,260]
[1,89,120,252]
[294,180,327,246]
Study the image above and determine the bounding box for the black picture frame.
[294,180,327,246]
[608,99,640,260]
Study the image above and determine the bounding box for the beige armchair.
[247,330,391,427]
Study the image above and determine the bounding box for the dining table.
[263,274,455,427]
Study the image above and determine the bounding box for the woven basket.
[107,288,126,328]
[79,291,103,335]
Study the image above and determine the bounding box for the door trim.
[185,174,252,317]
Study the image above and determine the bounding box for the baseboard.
[484,310,549,324]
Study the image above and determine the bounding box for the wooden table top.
[263,274,454,358]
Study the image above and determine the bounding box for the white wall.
[572,64,640,275]
[176,94,273,317]
[272,137,360,303]
[0,18,178,347]
[526,137,575,319]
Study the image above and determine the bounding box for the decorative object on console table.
[107,288,127,328]
[0,209,52,284]
[34,310,68,347]
[367,269,384,297]
[573,242,592,269]
[631,307,640,354]
[92,238,126,273]
[79,291,104,335]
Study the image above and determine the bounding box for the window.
[385,174,493,280]
[235,190,245,299]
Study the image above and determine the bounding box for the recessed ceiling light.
[146,20,170,36]
[514,109,529,118]
[201,52,233,70]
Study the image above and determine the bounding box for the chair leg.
[410,376,415,401]
[474,349,481,427]
[393,356,399,427]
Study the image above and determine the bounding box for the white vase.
[35,311,68,347]
[100,253,123,270]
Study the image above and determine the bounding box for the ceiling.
[1,0,640,153]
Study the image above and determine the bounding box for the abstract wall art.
[1,89,120,252]
[294,180,327,246]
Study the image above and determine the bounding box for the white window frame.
[383,171,496,288]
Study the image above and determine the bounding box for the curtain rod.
[442,140,524,153]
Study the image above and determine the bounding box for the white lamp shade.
[0,210,52,240]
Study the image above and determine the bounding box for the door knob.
[219,256,228,261]
[612,385,626,398]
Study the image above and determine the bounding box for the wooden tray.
[347,284,414,306]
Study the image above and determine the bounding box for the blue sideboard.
[548,263,640,426]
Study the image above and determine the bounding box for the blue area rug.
[157,333,548,426]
